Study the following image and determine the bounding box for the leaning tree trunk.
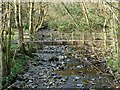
[6,2,12,76]
[118,2,120,67]
[29,2,34,55]
[0,1,2,89]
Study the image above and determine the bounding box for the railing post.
[83,32,84,45]
[72,32,73,45]
[61,33,62,45]
[52,33,53,45]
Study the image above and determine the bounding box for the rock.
[56,61,66,66]
[61,78,66,82]
[43,75,47,78]
[75,55,78,58]
[41,59,47,62]
[23,74,29,79]
[76,84,83,87]
[24,84,32,88]
[98,76,102,79]
[52,76,59,79]
[51,73,57,76]
[17,75,23,80]
[52,75,62,79]
[102,85,106,88]
[90,81,95,85]
[99,60,106,63]
[74,76,80,81]
[105,68,111,73]
[57,66,64,70]
[8,81,25,88]
[64,76,68,80]
[76,66,81,69]
[58,55,64,59]
[28,80,33,83]
[49,56,59,62]
[59,82,63,85]
[49,82,53,86]
[64,56,67,58]
[39,73,44,76]
[50,64,56,67]
[91,78,95,81]
[67,59,70,62]
[84,58,87,60]
[38,62,43,65]
[58,76,62,79]
[43,79,47,82]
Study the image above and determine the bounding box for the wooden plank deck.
[33,40,114,43]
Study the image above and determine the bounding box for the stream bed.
[7,45,119,89]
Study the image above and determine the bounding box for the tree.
[16,1,25,53]
[1,2,7,78]
[28,2,34,55]
[1,2,12,78]
[118,2,120,67]
[6,2,12,76]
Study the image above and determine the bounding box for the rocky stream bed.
[7,45,119,89]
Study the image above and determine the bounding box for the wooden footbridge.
[12,30,118,52]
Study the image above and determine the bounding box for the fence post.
[83,32,84,45]
[72,32,73,45]
[61,33,62,45]
[50,33,53,45]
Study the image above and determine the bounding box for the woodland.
[0,1,120,89]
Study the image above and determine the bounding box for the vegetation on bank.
[2,44,28,88]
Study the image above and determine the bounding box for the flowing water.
[7,45,119,89]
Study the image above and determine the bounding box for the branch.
[106,2,120,11]
[106,2,120,24]
[61,2,80,31]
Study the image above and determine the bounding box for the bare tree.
[35,3,48,32]
[0,1,2,89]
[118,2,120,67]
[29,2,34,55]
[1,2,6,78]
[16,1,25,53]
[6,2,12,76]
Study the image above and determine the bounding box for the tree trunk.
[118,2,120,67]
[0,2,2,89]
[6,2,12,76]
[1,2,7,78]
[17,1,25,53]
[14,0,18,27]
[29,2,34,55]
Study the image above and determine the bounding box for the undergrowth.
[107,57,120,82]
[2,44,28,89]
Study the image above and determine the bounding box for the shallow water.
[54,46,116,88]
[7,45,119,89]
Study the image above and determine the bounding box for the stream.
[7,45,119,89]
